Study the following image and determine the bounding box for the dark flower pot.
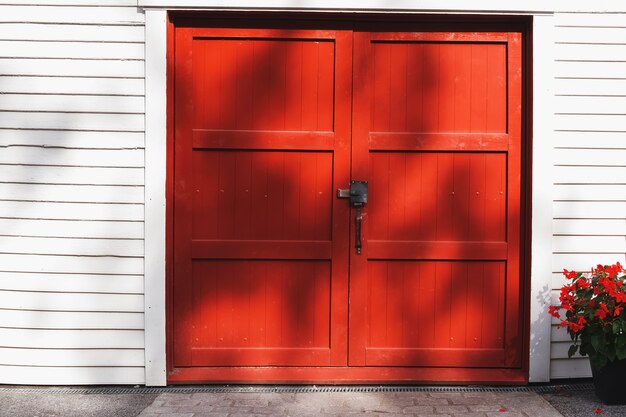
[590,358,626,405]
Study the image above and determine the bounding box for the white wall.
[0,1,146,384]
[549,12,626,379]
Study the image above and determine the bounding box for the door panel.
[349,31,522,368]
[171,23,524,379]
[173,27,352,367]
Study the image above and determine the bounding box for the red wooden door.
[349,31,523,368]
[172,26,353,367]
[171,22,524,380]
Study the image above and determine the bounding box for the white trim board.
[142,9,555,385]
[138,1,626,13]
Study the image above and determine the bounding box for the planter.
[590,358,626,405]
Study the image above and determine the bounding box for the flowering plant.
[549,263,626,370]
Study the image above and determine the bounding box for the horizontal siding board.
[552,254,626,273]
[0,6,144,25]
[0,94,144,114]
[550,358,591,379]
[0,328,144,349]
[553,235,626,253]
[0,201,143,221]
[0,183,144,204]
[554,148,626,166]
[0,112,144,132]
[554,185,626,201]
[0,347,144,367]
[554,78,626,96]
[554,219,626,235]
[0,76,144,96]
[0,219,144,239]
[0,310,144,330]
[0,58,144,77]
[554,201,626,218]
[0,165,144,186]
[0,253,143,274]
[0,23,144,42]
[0,272,143,293]
[553,166,626,184]
[0,130,144,149]
[0,148,143,167]
[0,236,143,257]
[553,132,626,149]
[555,61,626,79]
[551,341,587,359]
[0,365,144,385]
[0,41,144,60]
[555,13,626,28]
[554,96,626,114]
[555,27,626,44]
[0,290,142,312]
[555,115,626,132]
[555,43,626,62]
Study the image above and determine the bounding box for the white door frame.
[143,6,555,386]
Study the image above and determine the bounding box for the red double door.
[171,21,524,383]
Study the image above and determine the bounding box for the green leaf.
[591,334,603,353]
[568,344,579,358]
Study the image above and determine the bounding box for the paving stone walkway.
[137,390,564,417]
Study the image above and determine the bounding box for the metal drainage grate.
[0,383,595,395]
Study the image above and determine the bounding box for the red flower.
[563,269,577,280]
[548,305,561,318]
[595,304,610,320]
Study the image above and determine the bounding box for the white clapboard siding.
[0,76,144,96]
[554,219,626,235]
[554,148,626,166]
[555,27,626,44]
[550,342,588,359]
[553,132,626,149]
[0,112,144,132]
[0,184,144,204]
[553,201,626,218]
[0,41,144,60]
[0,6,143,25]
[554,96,626,115]
[555,79,626,96]
[555,13,626,28]
[0,272,143,293]
[555,115,626,132]
[0,201,143,221]
[0,347,143,367]
[0,272,144,292]
[0,58,144,77]
[555,43,626,62]
[0,130,144,149]
[0,365,145,385]
[0,219,144,239]
[0,310,143,329]
[0,148,143,167]
[0,328,144,349]
[553,166,626,184]
[554,185,626,201]
[0,290,143,312]
[0,166,144,186]
[0,3,147,386]
[555,61,626,79]
[551,359,592,379]
[0,347,144,367]
[0,95,145,114]
[553,235,626,253]
[0,23,144,42]
[0,254,143,275]
[0,236,143,257]
[552,254,626,274]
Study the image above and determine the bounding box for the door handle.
[338,181,368,255]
